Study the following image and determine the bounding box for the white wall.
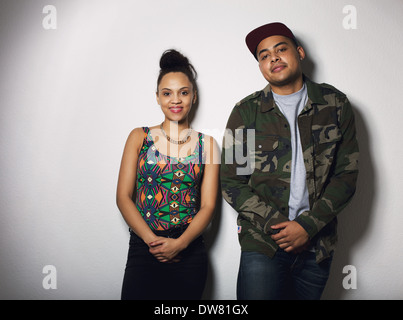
[0,0,402,300]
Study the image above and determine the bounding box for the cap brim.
[246,22,297,59]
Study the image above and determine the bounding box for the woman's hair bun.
[159,49,190,70]
[157,49,198,91]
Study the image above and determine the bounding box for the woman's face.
[156,72,196,123]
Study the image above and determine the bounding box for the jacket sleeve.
[220,106,289,234]
[294,97,359,239]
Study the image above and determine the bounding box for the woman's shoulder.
[128,127,147,139]
[124,127,149,151]
[194,131,220,164]
[195,131,218,146]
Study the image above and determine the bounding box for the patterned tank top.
[136,127,205,231]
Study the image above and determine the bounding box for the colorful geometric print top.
[136,127,205,231]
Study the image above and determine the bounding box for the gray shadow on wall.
[299,36,376,299]
[321,106,376,299]
[202,188,223,300]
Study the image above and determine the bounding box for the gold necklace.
[160,123,192,145]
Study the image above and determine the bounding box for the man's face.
[257,35,305,91]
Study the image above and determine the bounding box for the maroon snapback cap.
[246,22,298,59]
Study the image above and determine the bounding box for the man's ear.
[297,46,306,61]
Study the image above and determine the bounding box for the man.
[220,22,359,300]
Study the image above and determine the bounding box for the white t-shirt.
[272,83,310,221]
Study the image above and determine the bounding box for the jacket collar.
[260,75,327,113]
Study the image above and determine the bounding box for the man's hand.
[271,221,310,254]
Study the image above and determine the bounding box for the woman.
[116,49,219,300]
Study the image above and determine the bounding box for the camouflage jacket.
[220,76,359,263]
